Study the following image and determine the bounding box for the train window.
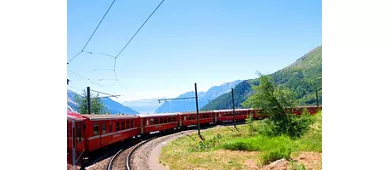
[150,118,154,125]
[121,121,125,130]
[126,120,129,129]
[173,117,176,121]
[116,122,120,131]
[93,123,99,136]
[109,122,112,133]
[168,117,171,122]
[102,123,106,134]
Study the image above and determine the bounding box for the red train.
[67,105,321,169]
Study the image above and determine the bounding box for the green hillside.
[201,45,322,111]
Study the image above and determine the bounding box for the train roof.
[138,113,178,118]
[67,111,85,121]
[82,114,140,121]
[177,110,214,115]
[213,108,250,112]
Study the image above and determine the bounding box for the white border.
[324,0,390,169]
[2,0,390,169]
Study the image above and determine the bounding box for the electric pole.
[87,86,91,114]
[232,88,237,130]
[195,83,201,138]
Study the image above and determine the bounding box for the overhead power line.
[111,0,165,97]
[115,0,165,59]
[68,70,103,87]
[67,0,117,64]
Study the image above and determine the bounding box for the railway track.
[106,138,154,170]
[87,123,245,170]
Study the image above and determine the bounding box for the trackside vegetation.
[159,111,321,169]
[159,75,322,169]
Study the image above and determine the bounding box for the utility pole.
[87,86,91,114]
[231,88,237,130]
[195,83,201,138]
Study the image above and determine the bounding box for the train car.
[67,110,86,170]
[82,114,141,152]
[214,109,251,123]
[178,111,215,128]
[292,106,322,115]
[139,113,179,135]
[249,108,267,120]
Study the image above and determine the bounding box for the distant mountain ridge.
[201,45,322,111]
[67,90,139,114]
[121,98,163,114]
[154,80,242,113]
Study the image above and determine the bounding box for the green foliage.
[289,160,306,170]
[189,134,222,152]
[74,90,108,114]
[160,112,322,168]
[243,75,313,138]
[295,111,322,152]
[260,147,292,165]
[222,135,294,152]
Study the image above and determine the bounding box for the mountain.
[121,98,163,114]
[154,80,242,113]
[67,90,139,114]
[201,45,322,111]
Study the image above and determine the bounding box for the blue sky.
[67,0,322,102]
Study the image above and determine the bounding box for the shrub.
[189,134,222,152]
[289,160,306,170]
[246,114,256,132]
[260,147,291,165]
[284,112,313,138]
[243,75,314,138]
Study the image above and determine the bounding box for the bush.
[285,112,313,138]
[256,113,313,138]
[289,160,306,170]
[260,147,291,165]
[189,134,222,152]
[246,114,256,132]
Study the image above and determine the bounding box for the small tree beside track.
[243,74,313,138]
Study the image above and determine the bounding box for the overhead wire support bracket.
[157,97,196,103]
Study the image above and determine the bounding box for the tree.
[243,74,312,138]
[75,90,108,114]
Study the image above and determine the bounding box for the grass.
[159,111,322,169]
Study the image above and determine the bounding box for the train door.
[71,120,76,170]
[99,121,102,147]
